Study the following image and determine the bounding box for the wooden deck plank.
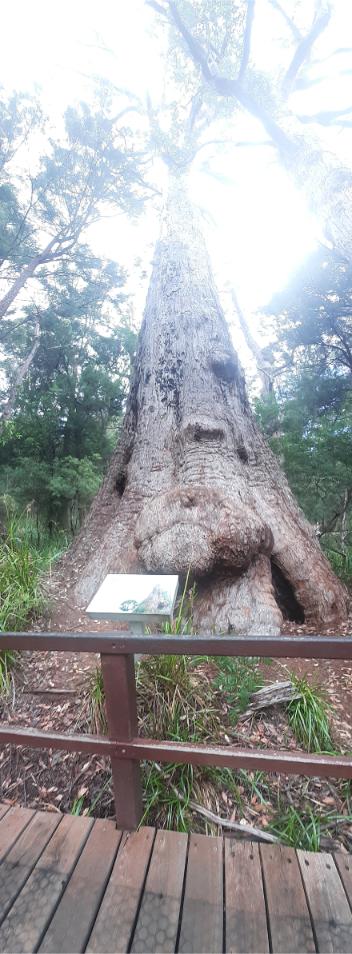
[0,804,10,823]
[0,805,34,861]
[86,826,155,954]
[225,839,269,953]
[333,853,352,910]
[261,843,315,953]
[298,850,352,952]
[0,810,61,926]
[1,804,352,954]
[131,829,188,954]
[178,832,223,954]
[0,813,92,953]
[39,819,121,954]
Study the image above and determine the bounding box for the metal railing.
[0,631,352,829]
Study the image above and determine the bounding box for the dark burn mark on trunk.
[238,443,249,463]
[155,346,183,421]
[211,354,238,383]
[271,559,305,623]
[185,422,225,442]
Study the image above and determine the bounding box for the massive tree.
[51,1,349,633]
[61,174,347,634]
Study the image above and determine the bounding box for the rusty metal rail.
[0,631,352,829]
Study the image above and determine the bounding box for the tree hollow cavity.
[271,559,305,623]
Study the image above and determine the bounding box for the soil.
[1,603,352,849]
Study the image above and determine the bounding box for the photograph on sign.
[86,573,179,622]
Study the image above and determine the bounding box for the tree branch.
[282,0,332,98]
[231,289,273,395]
[238,0,256,83]
[268,0,302,42]
[166,1,294,158]
[146,0,168,16]
[1,321,41,422]
[318,489,352,538]
[298,105,352,126]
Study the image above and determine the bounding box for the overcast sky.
[1,0,352,365]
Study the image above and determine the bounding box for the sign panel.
[86,573,179,623]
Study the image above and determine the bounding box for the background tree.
[0,84,150,325]
[0,86,143,534]
[256,246,352,577]
[0,251,136,533]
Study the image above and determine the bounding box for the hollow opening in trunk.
[116,472,127,497]
[271,559,305,623]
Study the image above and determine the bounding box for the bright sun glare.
[1,0,351,328]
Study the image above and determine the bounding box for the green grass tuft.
[288,676,334,753]
[0,511,68,693]
[270,806,322,851]
[213,656,264,724]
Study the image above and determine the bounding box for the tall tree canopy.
[148,0,352,263]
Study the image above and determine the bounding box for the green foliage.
[0,508,65,693]
[213,656,264,724]
[141,762,194,831]
[86,666,107,735]
[270,806,322,851]
[0,86,141,535]
[257,247,352,580]
[0,515,45,633]
[270,806,352,851]
[70,796,85,816]
[288,677,334,753]
[161,570,196,635]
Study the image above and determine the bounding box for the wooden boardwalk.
[0,804,352,953]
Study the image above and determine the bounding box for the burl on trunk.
[60,177,348,635]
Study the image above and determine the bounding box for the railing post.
[101,653,143,830]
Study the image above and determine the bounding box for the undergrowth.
[288,676,334,753]
[212,655,264,724]
[270,806,322,850]
[82,577,340,845]
[0,508,68,693]
[270,806,352,851]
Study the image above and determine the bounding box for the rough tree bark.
[57,176,348,635]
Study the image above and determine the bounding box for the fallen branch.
[187,799,279,842]
[152,762,278,843]
[23,688,77,696]
[239,681,301,720]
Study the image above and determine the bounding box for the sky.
[1,0,352,366]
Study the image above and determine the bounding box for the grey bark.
[57,177,348,635]
[0,239,58,320]
[1,322,40,422]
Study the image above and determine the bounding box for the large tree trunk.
[58,176,348,635]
